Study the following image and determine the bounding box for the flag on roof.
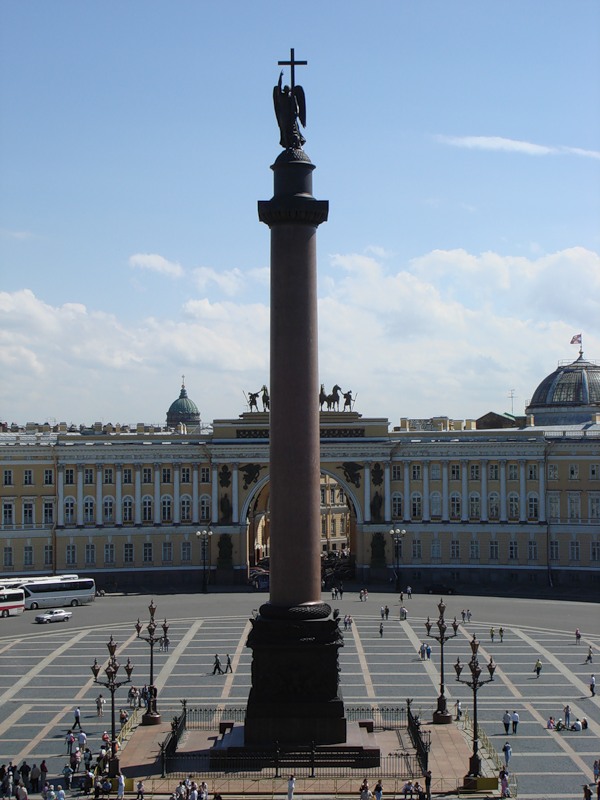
[570,334,582,345]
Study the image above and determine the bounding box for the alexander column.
[245,50,346,746]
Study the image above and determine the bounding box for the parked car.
[424,583,455,596]
[34,608,73,624]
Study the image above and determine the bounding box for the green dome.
[166,382,201,428]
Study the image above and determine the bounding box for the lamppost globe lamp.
[196,529,213,593]
[389,527,405,591]
[425,600,459,724]
[134,600,168,726]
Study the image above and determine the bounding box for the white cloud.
[128,253,184,278]
[190,266,246,296]
[436,135,600,160]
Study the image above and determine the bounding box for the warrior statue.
[273,70,306,150]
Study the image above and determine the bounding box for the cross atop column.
[278,47,307,90]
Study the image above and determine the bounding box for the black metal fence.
[406,699,430,773]
[184,705,406,731]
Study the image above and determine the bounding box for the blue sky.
[1,1,599,427]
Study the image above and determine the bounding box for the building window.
[200,467,210,483]
[411,464,421,481]
[528,540,538,561]
[181,541,191,562]
[84,498,94,524]
[591,541,600,562]
[392,493,402,520]
[569,540,580,561]
[527,493,539,520]
[527,463,538,480]
[4,547,13,568]
[3,470,13,486]
[568,494,581,521]
[162,541,173,563]
[320,488,325,505]
[143,468,152,483]
[508,493,519,520]
[548,464,558,480]
[143,542,153,563]
[488,492,499,520]
[23,502,34,526]
[43,469,53,486]
[23,545,33,567]
[104,543,115,564]
[330,487,336,504]
[589,495,600,520]
[142,497,153,523]
[489,540,499,560]
[569,464,579,480]
[103,498,114,523]
[43,502,54,524]
[2,503,14,526]
[104,468,113,485]
[411,492,422,519]
[85,543,96,565]
[84,468,94,485]
[431,539,441,559]
[548,493,560,521]
[549,540,559,561]
[200,496,210,522]
[470,464,480,481]
[590,464,599,480]
[430,464,441,480]
[470,540,480,560]
[450,539,460,559]
[123,497,133,523]
[321,517,327,535]
[412,539,422,560]
[469,493,480,520]
[44,545,53,566]
[162,468,171,484]
[488,464,499,481]
[430,491,442,518]
[508,464,518,481]
[181,497,192,522]
[450,464,460,480]
[181,467,191,483]
[124,543,134,564]
[508,540,518,560]
[392,465,402,481]
[450,492,461,520]
[65,468,74,485]
[65,499,75,524]
[66,544,76,566]
[123,468,132,485]
[24,469,33,486]
[161,497,172,523]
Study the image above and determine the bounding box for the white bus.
[0,574,79,589]
[22,578,96,610]
[0,589,25,617]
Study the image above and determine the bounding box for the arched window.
[64,498,75,524]
[123,496,133,523]
[392,492,403,520]
[508,492,519,520]
[488,492,499,520]
[430,491,442,518]
[142,496,153,523]
[84,497,94,524]
[450,492,461,520]
[469,492,480,520]
[411,492,422,519]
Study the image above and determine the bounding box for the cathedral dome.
[526,351,600,425]
[166,380,201,429]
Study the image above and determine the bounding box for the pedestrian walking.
[590,674,596,696]
[455,700,462,720]
[287,774,295,800]
[40,762,48,788]
[426,644,431,660]
[592,759,599,783]
[490,627,495,643]
[73,707,82,730]
[65,731,74,755]
[424,770,432,800]
[379,622,384,637]
[407,585,412,598]
[502,741,512,766]
[499,627,504,642]
[585,646,593,664]
[96,695,105,717]
[511,711,519,734]
[461,610,466,623]
[502,710,511,734]
[564,704,571,728]
[384,605,389,620]
[576,628,582,645]
[534,658,543,677]
[135,781,145,800]
[374,780,383,800]
[116,773,125,800]
[212,654,224,675]
[380,606,385,620]
[29,767,40,794]
[466,609,472,622]
[225,654,233,673]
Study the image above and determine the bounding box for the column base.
[141,711,162,726]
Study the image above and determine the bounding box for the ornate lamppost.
[90,637,133,777]
[135,599,169,726]
[425,599,459,724]
[389,527,406,591]
[454,635,496,781]
[196,529,213,593]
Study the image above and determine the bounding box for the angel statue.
[273,71,306,150]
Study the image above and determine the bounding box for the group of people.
[502,710,520,734]
[342,614,354,630]
[170,777,214,800]
[1,761,37,800]
[358,589,369,602]
[211,654,233,675]
[489,626,505,643]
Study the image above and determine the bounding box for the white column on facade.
[96,464,103,525]
[538,459,546,522]
[384,463,391,522]
[154,463,161,525]
[442,461,449,521]
[192,464,199,525]
[499,460,508,522]
[57,466,65,527]
[134,464,142,525]
[115,465,123,525]
[461,460,469,522]
[403,462,410,523]
[211,465,219,524]
[519,460,527,522]
[173,464,180,524]
[232,463,239,524]
[480,459,488,522]
[364,462,371,522]
[76,466,84,526]
[422,462,430,521]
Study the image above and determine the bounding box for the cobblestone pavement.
[0,590,597,799]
